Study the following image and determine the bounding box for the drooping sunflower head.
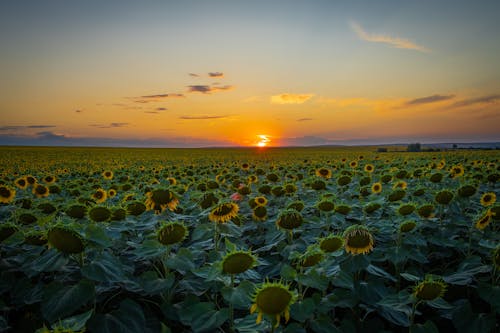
[145,189,179,213]
[157,221,188,245]
[111,207,127,221]
[317,199,335,212]
[250,281,297,328]
[335,204,351,215]
[397,203,416,216]
[371,182,382,194]
[15,177,28,190]
[364,202,382,214]
[337,175,352,187]
[429,172,443,183]
[287,200,305,212]
[65,204,87,219]
[310,179,326,191]
[475,210,493,230]
[24,230,47,246]
[315,167,332,179]
[299,245,324,267]
[457,184,477,198]
[0,223,18,242]
[0,185,16,204]
[284,184,297,195]
[88,206,112,222]
[32,183,50,198]
[209,201,239,223]
[413,275,447,301]
[47,225,85,254]
[221,249,256,274]
[388,189,406,202]
[480,192,496,207]
[435,190,454,205]
[319,234,344,253]
[399,220,417,233]
[252,206,268,222]
[276,209,303,230]
[343,225,374,255]
[102,170,114,180]
[126,201,146,216]
[92,188,107,203]
[417,204,435,219]
[37,202,57,215]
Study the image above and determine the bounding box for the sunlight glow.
[257,134,270,147]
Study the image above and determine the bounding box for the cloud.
[75,109,83,113]
[350,21,430,53]
[187,85,234,94]
[179,115,228,120]
[451,94,500,108]
[131,93,185,103]
[90,123,129,129]
[406,94,455,105]
[208,72,224,78]
[297,118,313,122]
[189,73,200,77]
[0,125,56,131]
[271,93,315,104]
[156,107,168,111]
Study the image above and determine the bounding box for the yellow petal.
[250,303,257,314]
[275,314,280,328]
[284,308,290,323]
[256,311,263,324]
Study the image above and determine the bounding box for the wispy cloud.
[406,94,455,105]
[187,85,234,94]
[156,107,168,111]
[0,125,56,131]
[75,109,83,113]
[208,72,224,78]
[130,93,184,103]
[179,115,228,120]
[90,123,129,129]
[451,94,500,108]
[297,118,313,122]
[189,73,200,77]
[271,93,315,104]
[350,21,430,53]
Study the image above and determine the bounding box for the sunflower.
[337,175,351,186]
[221,250,256,274]
[166,177,177,185]
[393,181,407,190]
[335,204,351,215]
[343,225,374,255]
[145,189,179,213]
[0,185,16,204]
[102,170,114,180]
[480,192,496,207]
[254,196,268,207]
[435,190,454,205]
[32,184,50,198]
[250,281,297,328]
[108,189,117,198]
[252,206,268,221]
[450,165,465,178]
[417,204,435,219]
[364,164,375,173]
[319,234,344,253]
[317,199,335,212]
[475,210,493,230]
[88,206,112,222]
[15,177,28,190]
[209,202,239,223]
[47,226,85,254]
[398,203,416,216]
[300,245,324,267]
[43,175,56,184]
[276,209,303,230]
[413,276,447,301]
[287,201,305,212]
[157,222,188,245]
[315,167,332,179]
[92,188,107,203]
[349,160,358,168]
[25,175,37,186]
[247,174,258,183]
[0,223,18,242]
[399,220,417,233]
[371,182,382,194]
[457,184,477,198]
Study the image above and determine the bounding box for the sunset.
[1,0,499,147]
[0,1,499,332]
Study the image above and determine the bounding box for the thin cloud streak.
[208,72,224,78]
[350,21,430,53]
[406,94,455,105]
[0,125,56,131]
[179,115,228,120]
[271,93,314,104]
[451,94,500,107]
[187,85,234,94]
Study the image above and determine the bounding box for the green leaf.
[425,298,454,310]
[221,280,254,309]
[366,264,396,282]
[410,320,439,333]
[165,247,196,273]
[280,264,297,280]
[290,297,316,322]
[331,270,354,290]
[443,256,491,285]
[52,309,94,331]
[28,248,69,275]
[452,300,497,333]
[137,271,175,295]
[400,272,421,282]
[477,283,500,313]
[298,269,329,291]
[81,251,129,283]
[42,279,95,323]
[85,223,112,247]
[309,315,342,333]
[87,299,147,333]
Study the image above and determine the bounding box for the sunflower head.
[413,275,447,301]
[317,199,335,212]
[18,211,38,225]
[102,170,114,180]
[0,185,16,204]
[335,204,351,215]
[253,196,268,207]
[319,234,344,253]
[238,185,251,195]
[388,189,406,202]
[276,209,303,230]
[199,192,219,209]
[250,281,297,328]
[364,202,382,214]
[127,201,147,216]
[364,164,375,173]
[221,249,256,274]
[0,223,18,242]
[111,208,127,221]
[287,201,305,212]
[43,175,56,184]
[92,188,107,203]
[371,182,382,194]
[343,225,374,255]
[252,206,268,221]
[145,189,179,213]
[417,204,435,218]
[480,192,496,207]
[37,202,57,214]
[397,203,416,216]
[457,184,477,198]
[88,206,112,222]
[166,177,177,185]
[450,165,465,178]
[310,179,326,191]
[284,184,297,195]
[157,222,188,245]
[435,190,454,205]
[475,210,493,230]
[108,189,117,198]
[209,201,239,223]
[24,230,47,246]
[299,245,324,267]
[337,175,351,187]
[15,177,28,190]
[33,184,50,198]
[399,220,417,233]
[47,225,85,254]
[429,173,443,183]
[315,167,332,179]
[25,175,37,186]
[65,204,87,219]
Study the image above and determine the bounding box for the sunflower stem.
[214,223,219,252]
[229,274,235,332]
[409,300,421,332]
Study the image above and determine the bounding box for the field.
[0,146,499,333]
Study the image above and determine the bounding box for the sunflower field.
[0,146,499,333]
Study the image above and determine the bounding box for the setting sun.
[257,135,271,147]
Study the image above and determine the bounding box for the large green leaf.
[87,299,147,333]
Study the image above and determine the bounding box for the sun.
[257,135,270,147]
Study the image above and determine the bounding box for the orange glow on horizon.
[256,134,271,147]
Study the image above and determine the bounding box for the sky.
[1,0,499,147]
